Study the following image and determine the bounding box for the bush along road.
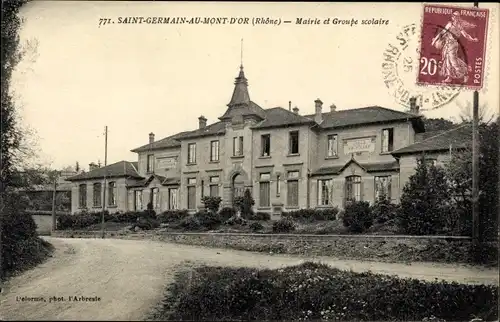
[0,237,498,321]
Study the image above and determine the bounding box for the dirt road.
[1,237,498,321]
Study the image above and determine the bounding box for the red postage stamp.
[416,4,489,90]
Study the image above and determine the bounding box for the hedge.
[283,208,339,221]
[155,262,498,322]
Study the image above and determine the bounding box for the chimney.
[198,115,207,129]
[288,101,292,111]
[330,104,337,113]
[149,132,155,144]
[292,106,299,115]
[314,98,323,124]
[409,97,420,114]
[89,162,99,171]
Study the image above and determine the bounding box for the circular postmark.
[381,23,462,111]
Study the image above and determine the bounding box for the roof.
[131,131,189,153]
[219,66,267,121]
[219,100,267,120]
[66,161,142,181]
[391,124,472,156]
[304,106,424,131]
[180,121,226,140]
[311,159,399,177]
[415,130,448,142]
[252,107,315,130]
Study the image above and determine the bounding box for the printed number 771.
[99,18,112,26]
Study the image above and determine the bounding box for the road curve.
[1,237,498,321]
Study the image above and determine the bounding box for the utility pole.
[51,171,59,233]
[471,1,480,260]
[101,126,108,239]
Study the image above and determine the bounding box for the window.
[187,143,196,164]
[318,179,333,206]
[93,183,102,207]
[147,154,154,173]
[201,180,205,197]
[375,176,392,201]
[209,176,219,197]
[151,187,160,209]
[79,184,87,208]
[187,178,197,210]
[210,140,220,162]
[287,171,299,207]
[276,174,281,196]
[233,136,243,156]
[345,176,362,204]
[289,131,299,155]
[168,188,178,210]
[261,134,271,157]
[259,173,271,207]
[327,134,338,157]
[108,181,116,206]
[381,128,394,153]
[134,190,143,210]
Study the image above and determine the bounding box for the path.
[1,237,497,321]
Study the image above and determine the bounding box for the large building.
[66,65,471,215]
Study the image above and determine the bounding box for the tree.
[422,117,456,132]
[1,0,52,280]
[397,156,452,235]
[456,101,494,125]
[445,119,499,240]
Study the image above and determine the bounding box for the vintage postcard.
[1,1,499,321]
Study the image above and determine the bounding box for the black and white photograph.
[1,1,499,321]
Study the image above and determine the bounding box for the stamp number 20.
[419,57,440,76]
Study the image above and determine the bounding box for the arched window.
[345,175,362,205]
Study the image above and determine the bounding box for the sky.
[11,1,500,170]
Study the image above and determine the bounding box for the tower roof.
[227,65,250,107]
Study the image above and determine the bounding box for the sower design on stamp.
[417,4,489,89]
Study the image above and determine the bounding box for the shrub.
[243,211,270,221]
[370,196,399,224]
[342,200,373,233]
[224,216,248,226]
[157,210,189,223]
[249,222,264,232]
[194,211,222,230]
[112,211,141,223]
[234,189,255,217]
[219,207,236,222]
[1,192,54,277]
[136,217,160,230]
[201,196,222,213]
[272,218,296,233]
[177,216,202,231]
[397,160,451,235]
[140,209,156,219]
[159,262,498,322]
[283,208,339,221]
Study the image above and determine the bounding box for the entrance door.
[232,173,245,205]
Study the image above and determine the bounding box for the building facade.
[66,65,470,215]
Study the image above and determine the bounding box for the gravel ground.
[1,237,498,321]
